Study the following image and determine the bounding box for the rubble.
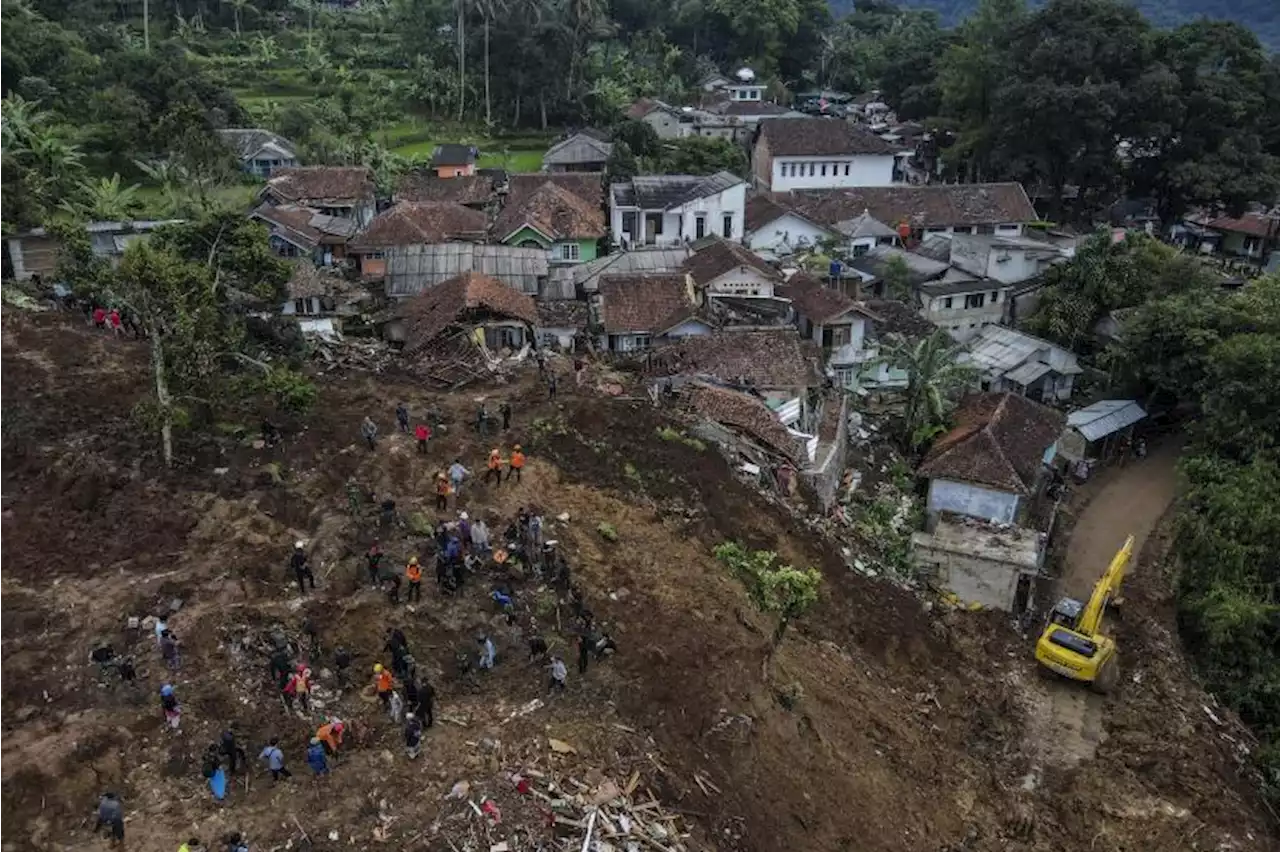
[310,336,397,373]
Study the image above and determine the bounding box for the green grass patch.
[596,522,618,542]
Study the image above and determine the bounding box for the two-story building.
[778,274,879,387]
[609,172,747,248]
[262,166,377,228]
[752,118,898,192]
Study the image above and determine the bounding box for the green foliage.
[1104,272,1280,803]
[656,137,749,178]
[262,367,318,414]
[596,522,619,542]
[714,541,821,647]
[1028,230,1220,353]
[879,330,974,453]
[407,512,433,535]
[655,426,706,452]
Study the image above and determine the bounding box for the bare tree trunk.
[234,8,240,36]
[539,90,547,131]
[152,333,173,467]
[457,0,466,122]
[484,13,491,127]
[513,89,521,127]
[143,0,150,51]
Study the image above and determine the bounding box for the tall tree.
[882,329,973,452]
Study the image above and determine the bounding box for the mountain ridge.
[829,0,1279,50]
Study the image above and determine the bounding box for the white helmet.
[295,540,306,549]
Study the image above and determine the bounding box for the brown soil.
[2,309,1276,852]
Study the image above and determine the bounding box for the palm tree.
[880,330,975,452]
[1,94,52,149]
[62,174,144,222]
[251,33,279,66]
[225,0,256,37]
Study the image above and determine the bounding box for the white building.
[744,196,838,257]
[683,238,784,299]
[752,118,898,192]
[609,172,747,248]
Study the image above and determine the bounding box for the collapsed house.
[650,328,850,507]
[397,272,539,388]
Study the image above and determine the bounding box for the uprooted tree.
[56,215,307,466]
[715,541,821,655]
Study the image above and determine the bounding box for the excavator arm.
[1076,535,1135,636]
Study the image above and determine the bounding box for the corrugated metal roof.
[1067,400,1146,442]
[385,243,548,297]
[572,247,692,291]
[964,325,1079,376]
[1005,361,1052,386]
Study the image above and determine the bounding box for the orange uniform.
[406,562,422,582]
[316,721,344,753]
[510,450,525,469]
[375,669,392,694]
[436,476,450,496]
[487,450,501,470]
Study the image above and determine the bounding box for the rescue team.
[95,403,620,851]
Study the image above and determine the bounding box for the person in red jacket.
[108,308,123,336]
[92,306,107,329]
[414,422,430,454]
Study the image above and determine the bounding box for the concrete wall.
[770,155,896,191]
[801,395,849,510]
[705,267,778,298]
[914,543,1022,610]
[927,478,1019,524]
[642,110,683,139]
[611,183,746,246]
[922,288,1008,341]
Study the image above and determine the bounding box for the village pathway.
[1020,435,1183,776]
[1060,435,1183,601]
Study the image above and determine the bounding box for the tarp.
[209,768,227,800]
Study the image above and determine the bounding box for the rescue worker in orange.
[506,445,525,483]
[315,719,345,756]
[373,663,393,709]
[484,448,503,486]
[434,473,450,512]
[405,556,423,603]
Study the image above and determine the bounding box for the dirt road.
[1060,437,1183,601]
[1025,438,1183,771]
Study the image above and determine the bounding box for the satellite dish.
[735,67,756,83]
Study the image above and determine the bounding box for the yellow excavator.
[1034,535,1135,693]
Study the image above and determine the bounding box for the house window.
[820,163,827,176]
[808,163,816,177]
[835,367,855,387]
[942,297,953,309]
[990,290,999,303]
[996,224,1020,235]
[294,298,310,315]
[853,243,870,256]
[964,293,986,309]
[695,215,706,239]
[558,242,581,261]
[722,213,733,237]
[633,334,651,350]
[1244,236,1261,253]
[843,163,850,176]
[365,250,386,260]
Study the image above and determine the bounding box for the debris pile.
[311,336,397,373]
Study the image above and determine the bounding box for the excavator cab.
[1034,536,1135,694]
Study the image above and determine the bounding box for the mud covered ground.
[2,309,1275,852]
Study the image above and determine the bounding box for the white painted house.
[752,118,897,192]
[609,172,747,248]
[963,325,1082,402]
[744,196,837,256]
[779,274,879,387]
[683,238,784,299]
